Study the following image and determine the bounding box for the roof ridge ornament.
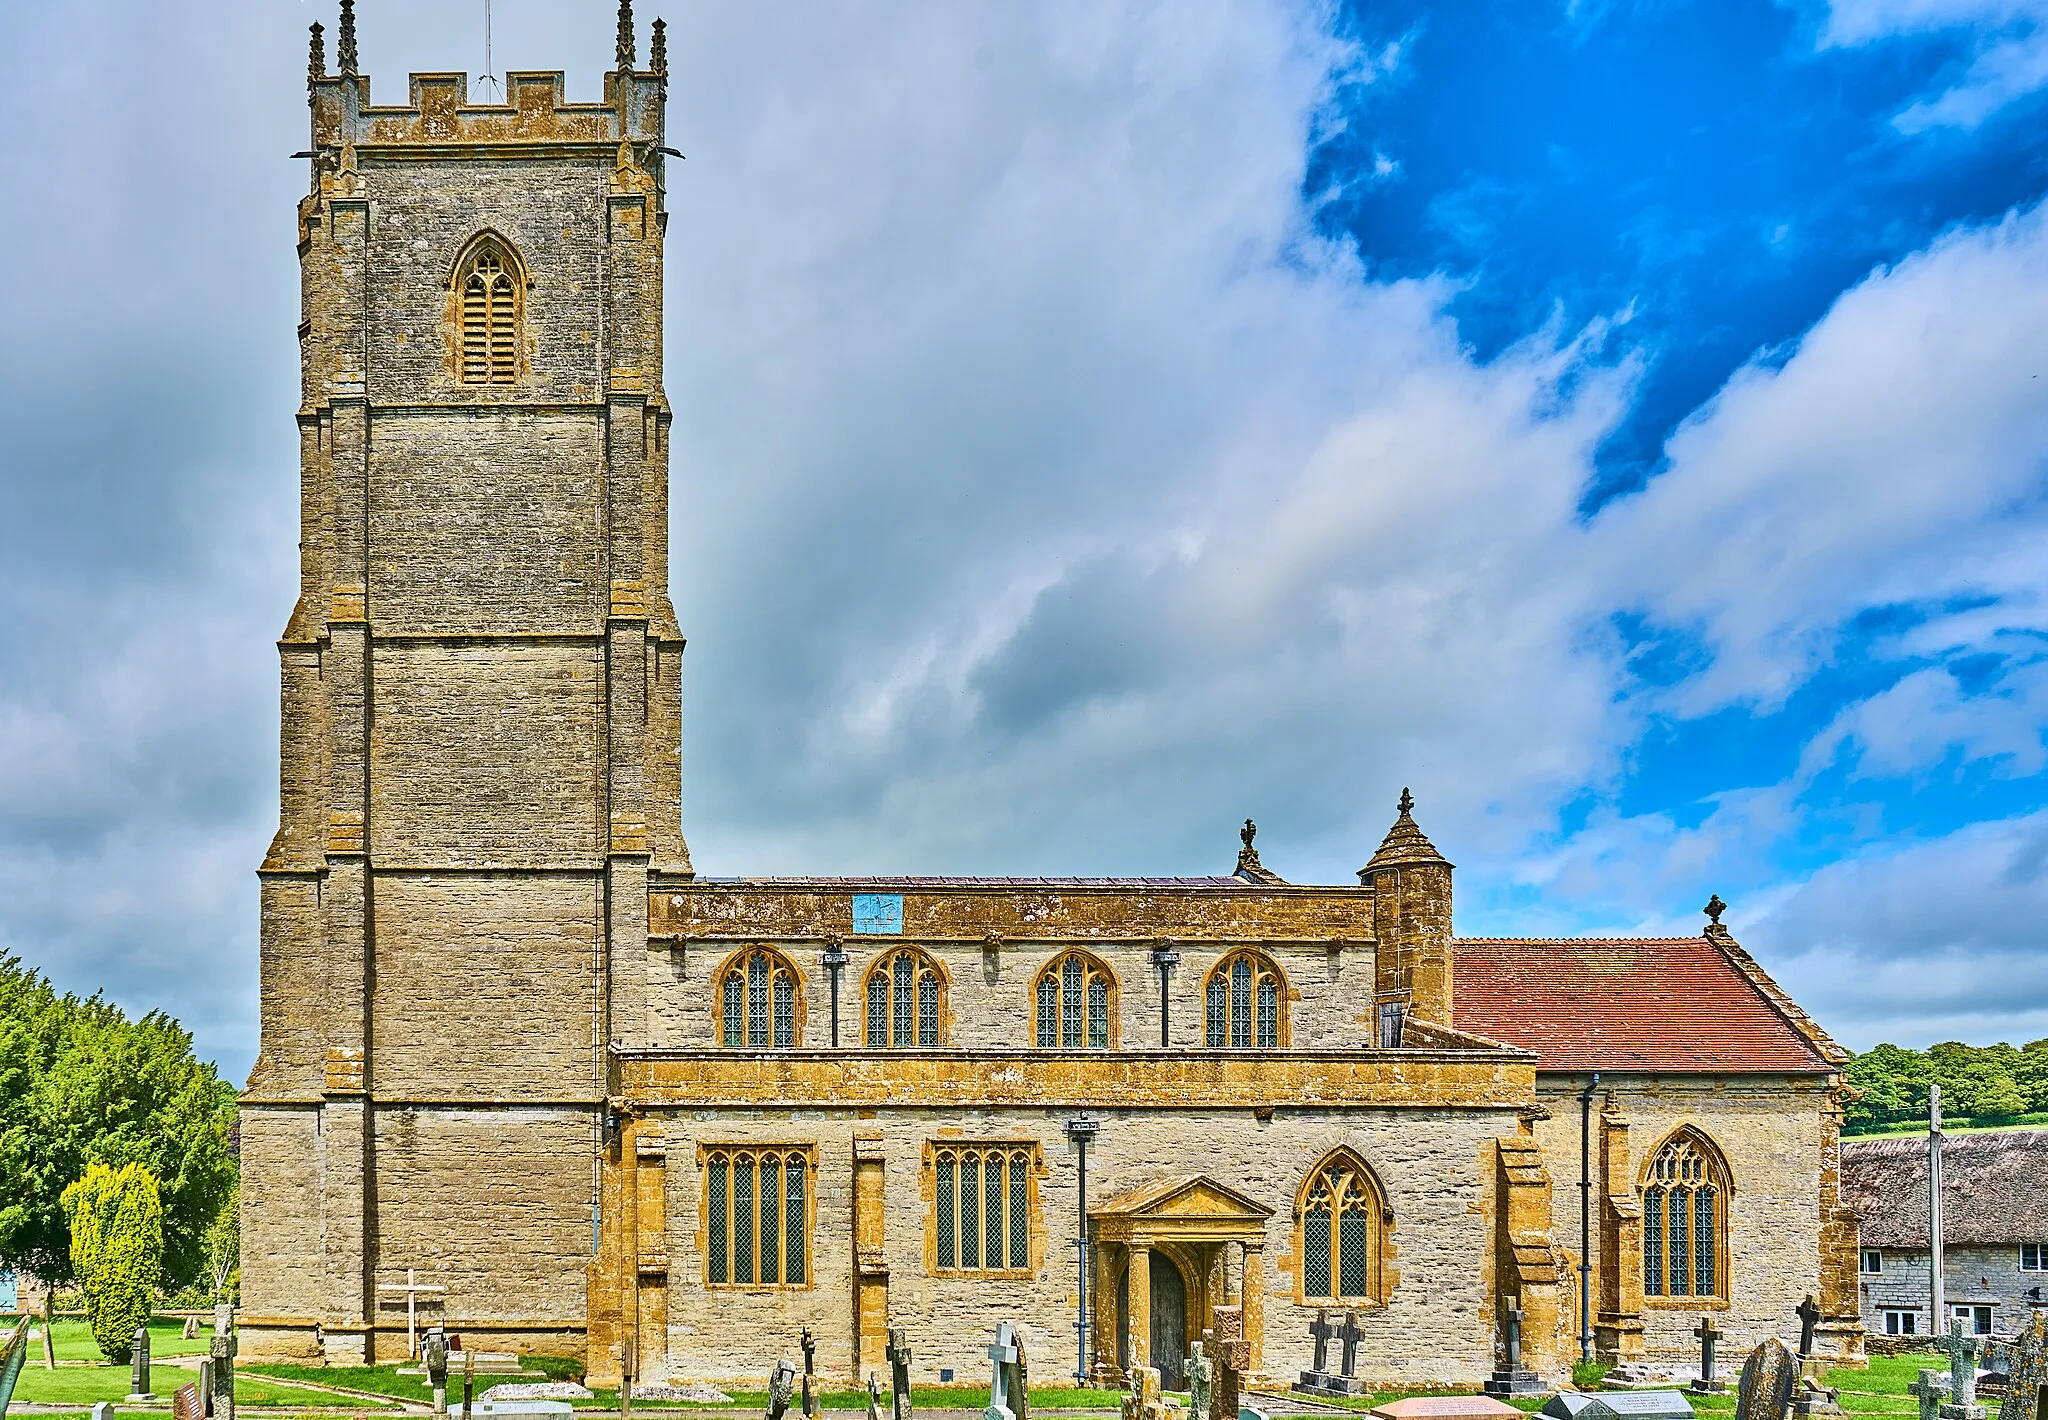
[1233,819,1284,885]
[338,0,358,76]
[1360,788,1451,879]
[1704,893,1727,926]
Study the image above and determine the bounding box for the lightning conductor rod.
[1930,1082,1945,1336]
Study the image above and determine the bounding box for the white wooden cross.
[375,1270,447,1360]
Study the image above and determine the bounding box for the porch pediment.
[1091,1173,1273,1244]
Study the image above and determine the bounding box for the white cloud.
[1821,0,2048,131]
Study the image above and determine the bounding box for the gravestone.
[1,1317,30,1418]
[209,1309,237,1420]
[128,1323,155,1402]
[183,1318,200,1341]
[1368,1397,1520,1420]
[1209,1308,1248,1420]
[1338,1312,1363,1382]
[986,1323,1028,1420]
[867,1376,884,1420]
[1797,1298,1821,1359]
[1239,1405,1270,1420]
[802,1328,820,1420]
[424,1327,452,1419]
[1988,1309,2047,1420]
[1542,1390,1694,1420]
[888,1330,914,1420]
[473,1403,572,1417]
[1310,1313,1331,1376]
[173,1384,204,1420]
[1689,1317,1727,1395]
[1293,1309,1365,1398]
[1909,1371,1952,1420]
[464,1341,478,1420]
[1735,1336,1798,1420]
[1943,1320,1989,1420]
[90,1403,113,1420]
[1186,1342,1212,1420]
[1485,1299,1544,1397]
[765,1360,797,1420]
[1122,1367,1164,1420]
[1791,1377,1845,1420]
[199,1359,213,1417]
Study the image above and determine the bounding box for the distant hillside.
[1843,1039,2048,1134]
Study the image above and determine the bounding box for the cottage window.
[716,947,802,1047]
[1298,1149,1388,1305]
[1951,1304,1993,1335]
[2022,1243,2048,1272]
[865,947,944,1047]
[454,238,521,385]
[702,1146,811,1288]
[1883,1309,1922,1336]
[1642,1130,1728,1300]
[1204,950,1285,1047]
[928,1142,1039,1275]
[1861,1249,1883,1275]
[1033,952,1117,1048]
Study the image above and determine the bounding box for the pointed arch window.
[1204,949,1285,1047]
[1298,1150,1389,1305]
[1642,1130,1729,1300]
[716,948,802,1048]
[455,237,521,385]
[865,947,944,1047]
[1033,952,1117,1048]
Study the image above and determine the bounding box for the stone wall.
[1857,1246,2048,1340]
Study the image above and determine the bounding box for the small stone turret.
[1359,789,1454,1031]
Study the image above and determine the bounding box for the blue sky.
[3,0,2048,1079]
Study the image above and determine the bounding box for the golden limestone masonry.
[242,3,1866,1388]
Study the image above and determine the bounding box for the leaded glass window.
[930,1143,1036,1274]
[1036,953,1116,1049]
[703,1147,811,1288]
[717,949,802,1048]
[1299,1152,1383,1303]
[1641,1133,1726,1299]
[865,948,943,1047]
[1205,950,1284,1048]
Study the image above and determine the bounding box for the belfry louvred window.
[1642,1131,1728,1300]
[458,243,518,384]
[716,948,800,1048]
[703,1146,811,1288]
[865,947,943,1047]
[1205,949,1284,1047]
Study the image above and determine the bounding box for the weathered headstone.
[90,1402,113,1420]
[867,1375,885,1420]
[1211,1309,1250,1420]
[1735,1337,1798,1420]
[1984,1310,2047,1420]
[1309,1312,1332,1376]
[1368,1398,1521,1420]
[1908,1370,1951,1420]
[464,1341,478,1420]
[1338,1312,1362,1381]
[986,1323,1027,1420]
[1122,1367,1163,1420]
[888,1329,914,1420]
[173,1383,204,1420]
[766,1360,797,1420]
[198,1359,214,1417]
[1796,1297,1821,1359]
[801,1329,820,1420]
[209,1308,237,1420]
[1942,1321,1988,1420]
[127,1323,155,1402]
[424,1327,452,1419]
[1690,1317,1727,1395]
[1791,1377,1846,1420]
[0,1317,31,1417]
[183,1318,200,1342]
[1542,1394,1692,1420]
[1238,1405,1271,1420]
[1486,1299,1544,1398]
[1186,1342,1212,1420]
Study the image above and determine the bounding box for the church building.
[241,4,1865,1389]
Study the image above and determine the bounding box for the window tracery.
[1204,949,1285,1047]
[1642,1130,1728,1300]
[454,236,520,385]
[1033,952,1117,1048]
[715,947,802,1048]
[865,947,944,1047]
[1298,1149,1388,1304]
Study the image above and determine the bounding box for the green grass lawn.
[9,1360,380,1408]
[17,1316,215,1364]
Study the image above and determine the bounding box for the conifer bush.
[61,1161,163,1364]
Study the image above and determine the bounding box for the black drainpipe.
[1579,1071,1600,1363]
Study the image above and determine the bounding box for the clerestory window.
[716,948,802,1048]
[1205,949,1285,1047]
[865,947,944,1047]
[1033,951,1117,1049]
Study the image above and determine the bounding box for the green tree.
[1973,1073,2028,1120]
[0,955,237,1290]
[61,1160,163,1364]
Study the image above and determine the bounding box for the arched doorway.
[1150,1252,1187,1390]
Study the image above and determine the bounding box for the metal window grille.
[1037,977,1058,1047]
[1643,1185,1664,1296]
[936,1158,956,1268]
[868,972,888,1046]
[723,974,744,1047]
[1256,975,1278,1047]
[747,954,769,1045]
[784,1158,806,1284]
[1008,1155,1028,1267]
[773,971,794,1048]
[1693,1189,1715,1295]
[1669,1186,1690,1295]
[1338,1189,1369,1298]
[760,1159,781,1285]
[960,1155,981,1269]
[917,968,939,1045]
[1304,1194,1332,1298]
[894,953,914,1045]
[1061,958,1083,1047]
[1644,1137,1721,1297]
[707,1155,730,1283]
[1087,976,1109,1048]
[734,1155,755,1283]
[1206,976,1227,1047]
[1230,958,1252,1048]
[985,1154,1002,1266]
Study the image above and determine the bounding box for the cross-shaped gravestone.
[801,1329,820,1420]
[423,1327,451,1418]
[1308,1311,1333,1377]
[766,1359,797,1420]
[1908,1369,1951,1420]
[1336,1311,1362,1380]
[986,1323,1022,1420]
[1186,1341,1212,1420]
[1695,1318,1722,1385]
[867,1375,884,1420]
[1942,1320,1987,1420]
[1796,1296,1821,1359]
[887,1328,914,1420]
[1210,1309,1247,1420]
[209,1308,237,1420]
[1501,1301,1523,1373]
[129,1322,156,1401]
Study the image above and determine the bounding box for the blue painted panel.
[851,894,903,935]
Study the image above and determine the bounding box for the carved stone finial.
[337,0,358,76]
[616,0,636,68]
[1704,893,1727,926]
[309,23,326,84]
[1398,786,1415,816]
[650,18,667,77]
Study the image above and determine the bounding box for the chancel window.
[1205,950,1284,1047]
[702,1146,811,1288]
[865,947,943,1047]
[928,1143,1037,1275]
[1642,1131,1728,1300]
[456,240,519,385]
[717,948,801,1048]
[1298,1150,1387,1304]
[1033,952,1116,1049]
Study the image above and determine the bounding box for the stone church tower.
[240,2,685,1361]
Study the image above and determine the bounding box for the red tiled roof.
[1451,936,1833,1074]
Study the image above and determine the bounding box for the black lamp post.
[821,940,849,1047]
[1150,945,1180,1046]
[1065,1114,1101,1382]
